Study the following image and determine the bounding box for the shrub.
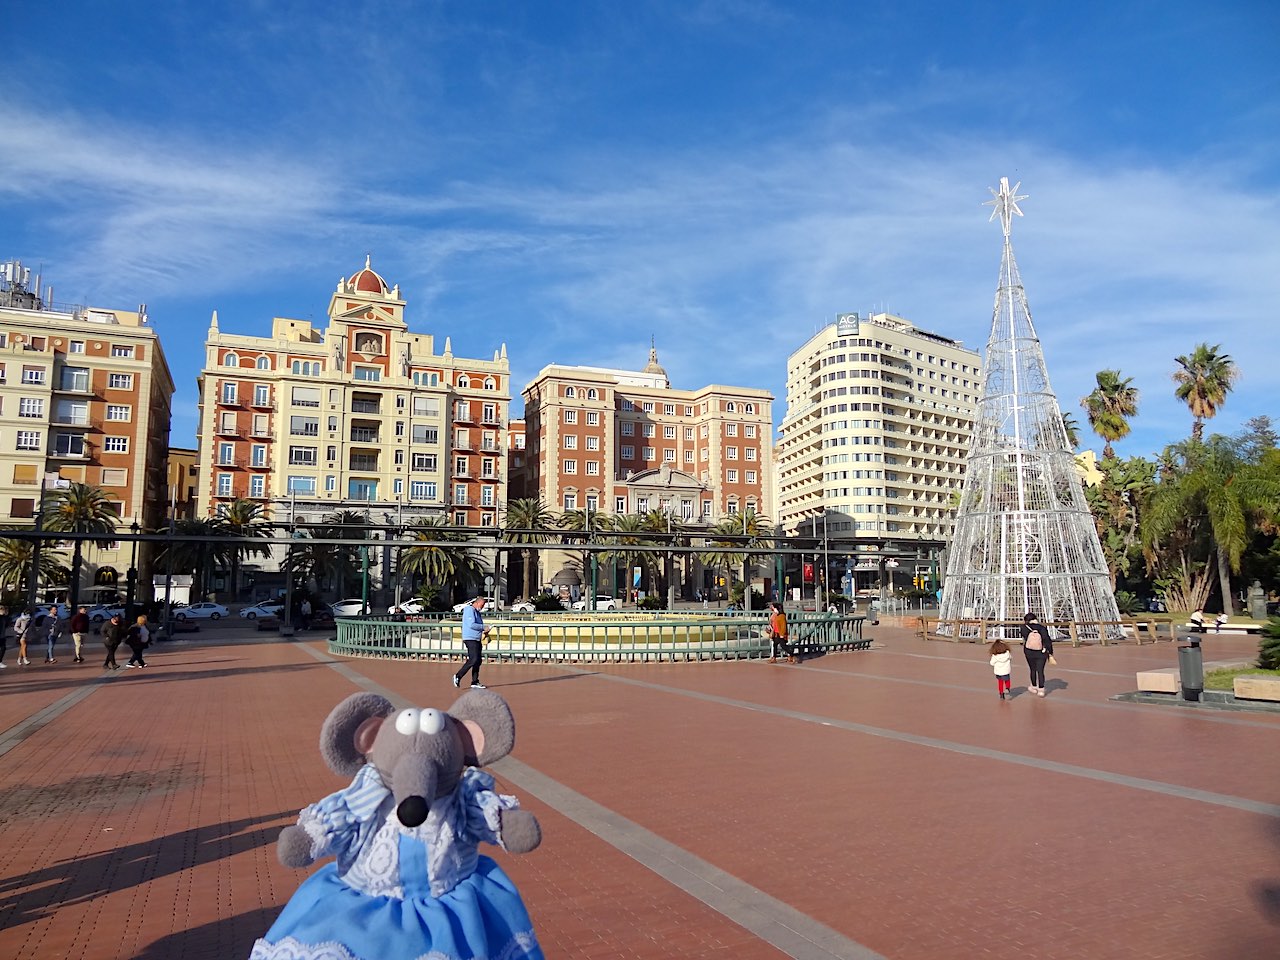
[638,594,664,610]
[532,594,566,612]
[1113,590,1142,615]
[1258,618,1280,670]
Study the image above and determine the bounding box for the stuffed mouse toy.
[249,689,543,960]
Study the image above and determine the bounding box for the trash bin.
[1177,643,1204,702]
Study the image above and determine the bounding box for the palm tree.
[214,498,273,600]
[701,508,772,610]
[1081,369,1139,459]
[153,518,221,600]
[1173,343,1238,442]
[398,516,488,601]
[503,498,556,601]
[600,513,654,604]
[319,510,373,600]
[559,509,614,601]
[41,483,119,609]
[1060,412,1082,451]
[0,538,69,604]
[281,525,362,599]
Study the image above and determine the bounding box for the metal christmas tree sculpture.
[939,179,1121,640]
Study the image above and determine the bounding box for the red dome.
[348,256,388,295]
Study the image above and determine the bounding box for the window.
[745,448,757,461]
[587,389,598,400]
[327,445,337,462]
[621,445,634,460]
[412,396,440,416]
[586,411,599,425]
[585,436,599,451]
[563,460,577,474]
[410,480,435,500]
[586,461,599,475]
[104,436,129,453]
[353,366,381,382]
[726,447,738,460]
[620,422,634,436]
[219,442,236,465]
[455,400,471,420]
[621,399,633,411]
[223,353,239,366]
[291,360,320,376]
[642,401,654,413]
[256,356,270,369]
[685,427,694,440]
[12,463,37,484]
[727,470,738,483]
[746,470,757,484]
[106,404,131,421]
[292,386,320,407]
[663,449,675,462]
[562,493,577,510]
[251,445,267,467]
[745,425,757,438]
[664,403,675,415]
[412,425,439,444]
[453,483,467,504]
[565,387,576,398]
[111,345,135,358]
[250,475,266,498]
[288,476,316,495]
[10,498,35,519]
[726,423,737,436]
[563,409,578,424]
[563,435,577,449]
[290,416,319,436]
[642,424,655,437]
[289,446,317,465]
[664,425,675,439]
[684,450,693,463]
[642,446,654,461]
[481,486,495,506]
[744,403,755,414]
[217,474,233,496]
[481,459,496,478]
[455,456,468,475]
[18,397,43,418]
[412,453,438,471]
[219,411,237,433]
[325,475,337,492]
[252,414,269,436]
[23,365,47,385]
[482,403,497,422]
[101,468,128,486]
[221,382,237,404]
[251,385,270,407]
[615,497,627,513]
[457,375,470,389]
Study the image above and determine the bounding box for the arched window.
[726,401,737,413]
[565,387,576,398]
[744,403,754,413]
[224,353,239,367]
[458,375,470,389]
[256,356,270,370]
[483,377,496,390]
[587,388,598,400]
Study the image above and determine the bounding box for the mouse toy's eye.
[394,709,420,735]
[418,709,446,735]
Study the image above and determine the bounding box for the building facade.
[520,349,773,598]
[194,259,511,593]
[777,313,980,596]
[0,259,175,600]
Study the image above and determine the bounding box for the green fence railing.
[329,611,869,663]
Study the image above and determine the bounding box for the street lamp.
[360,509,372,616]
[125,518,140,622]
[820,508,830,610]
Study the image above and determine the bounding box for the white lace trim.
[249,931,540,960]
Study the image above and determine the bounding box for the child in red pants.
[989,639,1012,699]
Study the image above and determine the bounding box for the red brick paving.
[0,624,1277,959]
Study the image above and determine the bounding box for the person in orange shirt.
[765,601,797,664]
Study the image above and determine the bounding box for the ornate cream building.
[195,259,511,593]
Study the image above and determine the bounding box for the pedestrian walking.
[14,608,32,666]
[452,596,491,689]
[44,604,62,663]
[70,605,90,663]
[764,600,797,663]
[0,604,8,668]
[102,613,125,670]
[988,639,1012,699]
[300,598,312,629]
[125,614,150,668]
[1020,612,1056,698]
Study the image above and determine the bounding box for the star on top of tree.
[983,177,1028,237]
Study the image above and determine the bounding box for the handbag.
[1048,655,1058,665]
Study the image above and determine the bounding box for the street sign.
[484,575,494,587]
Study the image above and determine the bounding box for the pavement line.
[297,643,887,960]
[0,676,108,758]
[587,671,1280,819]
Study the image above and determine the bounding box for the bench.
[1183,623,1262,635]
[1136,659,1255,694]
[1234,675,1280,702]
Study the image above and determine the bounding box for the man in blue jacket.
[453,596,492,690]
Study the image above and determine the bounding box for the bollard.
[1177,643,1204,702]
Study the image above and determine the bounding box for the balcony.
[480,414,503,426]
[216,420,240,436]
[349,427,380,444]
[453,406,476,424]
[350,400,381,415]
[251,397,275,410]
[349,456,379,472]
[452,495,470,506]
[478,472,500,482]
[479,442,502,454]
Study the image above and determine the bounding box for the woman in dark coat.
[102,614,125,670]
[1020,612,1054,697]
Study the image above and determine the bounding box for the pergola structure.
[939,179,1122,641]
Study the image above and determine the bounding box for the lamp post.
[163,482,176,642]
[360,509,371,616]
[125,518,140,622]
[741,507,751,614]
[820,508,830,610]
[587,499,598,611]
[281,493,297,636]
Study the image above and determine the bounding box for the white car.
[239,602,285,620]
[388,598,430,615]
[174,602,229,621]
[34,603,74,621]
[451,599,494,614]
[572,595,618,611]
[509,600,536,613]
[330,598,371,617]
[87,603,127,623]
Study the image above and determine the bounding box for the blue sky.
[2,1,1277,457]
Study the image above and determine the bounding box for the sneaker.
[127,663,139,668]
[45,658,57,663]
[1037,689,1045,697]
[471,683,487,690]
[0,662,6,669]
[452,675,460,688]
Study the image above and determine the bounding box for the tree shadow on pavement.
[0,811,293,928]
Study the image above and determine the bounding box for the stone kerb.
[1234,675,1280,702]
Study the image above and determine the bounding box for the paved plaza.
[1,619,1278,959]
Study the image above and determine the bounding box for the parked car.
[571,595,618,611]
[173,602,229,621]
[388,597,430,615]
[509,599,537,613]
[87,603,127,623]
[239,602,285,620]
[450,598,494,613]
[330,598,371,617]
[33,603,74,621]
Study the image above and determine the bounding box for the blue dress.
[251,766,543,960]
